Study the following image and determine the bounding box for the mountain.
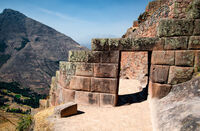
[0,9,87,96]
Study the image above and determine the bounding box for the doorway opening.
[117,51,152,106]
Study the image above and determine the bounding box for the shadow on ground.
[117,87,148,106]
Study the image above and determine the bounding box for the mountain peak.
[1,8,26,18]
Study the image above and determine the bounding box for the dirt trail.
[49,79,152,131]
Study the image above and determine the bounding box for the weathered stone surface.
[150,77,200,131]
[120,51,148,89]
[131,37,158,51]
[75,91,100,106]
[54,102,77,117]
[62,88,75,103]
[189,36,200,49]
[168,66,194,85]
[75,63,94,77]
[164,37,188,50]
[195,51,200,72]
[69,76,91,91]
[151,51,175,65]
[101,51,119,63]
[187,0,200,19]
[91,78,118,94]
[87,51,101,63]
[91,38,109,51]
[194,20,200,35]
[175,50,194,66]
[157,19,194,37]
[109,38,120,50]
[100,93,118,107]
[148,82,172,99]
[94,63,118,78]
[68,50,88,62]
[150,65,169,84]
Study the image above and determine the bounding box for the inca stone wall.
[48,0,200,107]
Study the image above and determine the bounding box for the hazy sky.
[0,0,151,48]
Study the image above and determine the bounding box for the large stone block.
[62,88,75,103]
[101,51,120,63]
[75,91,100,106]
[68,50,88,62]
[131,37,159,51]
[175,50,194,66]
[54,102,77,118]
[91,78,118,94]
[189,36,200,49]
[195,51,200,72]
[69,76,91,91]
[164,37,188,50]
[94,63,118,78]
[194,20,200,35]
[157,19,194,37]
[187,0,200,19]
[91,38,109,51]
[151,51,175,65]
[100,93,118,107]
[87,51,101,63]
[109,38,120,50]
[148,82,172,99]
[168,66,194,85]
[75,63,94,77]
[150,65,170,84]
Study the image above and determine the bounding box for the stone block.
[175,50,195,66]
[76,63,94,77]
[157,19,194,37]
[148,82,172,99]
[75,91,100,106]
[150,65,170,84]
[194,20,200,35]
[101,51,120,63]
[151,51,175,65]
[119,38,133,50]
[187,0,200,19]
[91,78,118,94]
[164,37,188,50]
[68,50,88,62]
[100,93,118,107]
[54,102,77,118]
[91,38,109,51]
[94,63,118,78]
[195,51,200,72]
[62,88,75,103]
[87,51,101,63]
[168,66,194,85]
[69,76,91,91]
[131,37,158,51]
[189,36,200,49]
[109,38,120,50]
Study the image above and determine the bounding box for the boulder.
[54,102,77,118]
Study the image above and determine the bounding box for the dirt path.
[49,79,152,131]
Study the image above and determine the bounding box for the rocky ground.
[35,79,152,131]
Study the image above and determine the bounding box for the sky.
[0,0,151,48]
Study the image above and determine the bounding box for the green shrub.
[16,115,32,131]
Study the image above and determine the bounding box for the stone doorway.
[117,51,150,106]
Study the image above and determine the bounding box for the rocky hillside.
[0,9,87,96]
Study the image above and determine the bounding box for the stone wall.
[124,0,193,38]
[48,0,200,107]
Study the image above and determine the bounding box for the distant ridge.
[0,9,87,95]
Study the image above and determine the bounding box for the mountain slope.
[0,9,87,95]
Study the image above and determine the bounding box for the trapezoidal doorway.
[118,51,150,106]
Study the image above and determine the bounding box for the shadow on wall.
[117,86,148,106]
